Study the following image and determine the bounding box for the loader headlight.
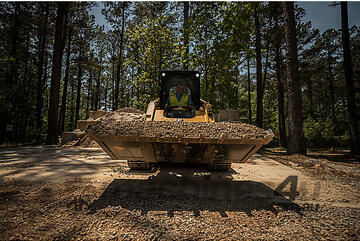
[196,73,200,78]
[162,73,166,77]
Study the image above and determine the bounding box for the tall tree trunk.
[111,55,116,110]
[282,2,306,154]
[261,39,271,127]
[75,40,83,127]
[104,80,108,111]
[341,2,360,154]
[183,1,189,70]
[2,3,20,143]
[91,87,95,111]
[86,69,93,119]
[247,54,252,125]
[306,75,315,120]
[262,32,271,98]
[18,31,31,141]
[254,8,263,128]
[36,4,49,130]
[327,55,336,122]
[275,46,287,148]
[95,49,103,110]
[69,75,75,130]
[262,15,273,100]
[274,14,287,148]
[59,29,72,133]
[114,3,126,110]
[46,2,69,144]
[42,40,49,114]
[7,2,20,88]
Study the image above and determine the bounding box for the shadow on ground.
[88,167,302,217]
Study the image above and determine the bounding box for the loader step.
[207,163,231,171]
[127,160,153,170]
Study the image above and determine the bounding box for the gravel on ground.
[261,149,360,189]
[0,146,359,240]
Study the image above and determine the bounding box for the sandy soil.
[0,146,359,240]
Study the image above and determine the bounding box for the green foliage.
[0,1,359,152]
[303,116,349,148]
[303,117,322,147]
[124,3,183,110]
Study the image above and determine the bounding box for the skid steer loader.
[86,70,273,170]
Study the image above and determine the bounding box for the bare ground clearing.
[0,146,359,240]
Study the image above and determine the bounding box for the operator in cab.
[165,84,194,118]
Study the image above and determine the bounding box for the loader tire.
[127,160,152,170]
[208,163,231,171]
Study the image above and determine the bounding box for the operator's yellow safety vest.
[169,94,189,107]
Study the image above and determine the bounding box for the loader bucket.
[85,108,274,170]
[86,128,274,166]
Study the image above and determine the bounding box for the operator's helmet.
[170,83,189,96]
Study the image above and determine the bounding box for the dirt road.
[0,146,359,240]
